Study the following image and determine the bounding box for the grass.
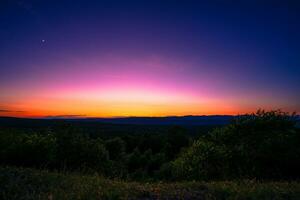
[0,167,300,200]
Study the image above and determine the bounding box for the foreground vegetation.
[1,110,300,199]
[1,167,300,200]
[1,110,299,181]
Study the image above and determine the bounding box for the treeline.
[0,110,299,181]
[0,124,190,180]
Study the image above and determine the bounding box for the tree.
[172,110,300,180]
[105,137,126,160]
[165,126,190,159]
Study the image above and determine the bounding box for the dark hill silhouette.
[0,116,233,137]
[0,115,233,126]
[77,116,234,125]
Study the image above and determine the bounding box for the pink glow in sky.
[1,54,297,118]
[0,1,299,117]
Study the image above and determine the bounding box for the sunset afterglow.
[0,1,299,118]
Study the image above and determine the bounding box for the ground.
[1,167,299,200]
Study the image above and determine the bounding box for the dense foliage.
[172,110,300,180]
[0,123,190,180]
[0,110,299,181]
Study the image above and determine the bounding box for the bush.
[172,110,300,180]
[172,140,227,180]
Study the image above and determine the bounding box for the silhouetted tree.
[172,110,300,180]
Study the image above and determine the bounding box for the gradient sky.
[0,0,299,117]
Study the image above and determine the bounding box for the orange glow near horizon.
[1,1,299,119]
[1,56,298,118]
[0,86,283,118]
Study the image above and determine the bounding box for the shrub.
[172,110,300,180]
[172,140,227,180]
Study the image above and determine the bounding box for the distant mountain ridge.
[70,116,234,125]
[0,115,234,126]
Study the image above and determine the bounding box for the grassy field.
[0,167,299,200]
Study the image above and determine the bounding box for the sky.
[0,0,299,118]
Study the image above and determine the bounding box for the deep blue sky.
[0,0,299,117]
